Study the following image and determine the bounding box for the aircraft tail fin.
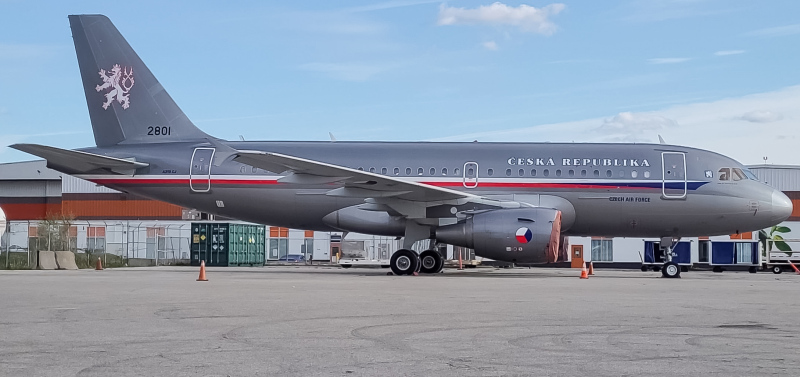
[69,14,210,147]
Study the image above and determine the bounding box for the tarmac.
[1,266,799,377]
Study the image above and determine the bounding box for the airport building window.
[506,169,512,177]
[406,167,412,175]
[568,169,575,177]
[631,170,638,178]
[519,168,524,177]
[487,168,494,176]
[593,170,600,178]
[394,167,400,175]
[581,170,586,177]
[531,169,537,177]
[644,170,651,178]
[606,170,612,178]
[381,167,387,175]
[591,238,613,261]
[418,168,424,176]
[555,169,562,177]
[430,167,436,176]
[442,167,448,175]
[543,169,550,177]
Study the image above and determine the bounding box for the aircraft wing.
[9,144,148,175]
[233,150,479,203]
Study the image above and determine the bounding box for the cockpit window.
[732,168,746,181]
[743,169,759,181]
[718,167,756,181]
[718,168,730,181]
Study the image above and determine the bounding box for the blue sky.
[1,0,799,164]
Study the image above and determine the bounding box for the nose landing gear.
[659,237,681,279]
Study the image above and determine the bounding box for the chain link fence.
[1,220,191,269]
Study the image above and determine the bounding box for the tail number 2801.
[147,126,171,136]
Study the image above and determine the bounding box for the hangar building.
[1,160,798,267]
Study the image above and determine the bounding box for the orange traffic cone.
[588,262,594,275]
[789,261,800,275]
[580,262,589,279]
[197,260,208,281]
[95,257,103,271]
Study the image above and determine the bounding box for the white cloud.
[430,85,800,165]
[714,50,745,56]
[747,24,800,37]
[740,110,783,123]
[482,41,499,50]
[299,62,395,81]
[437,2,566,34]
[648,57,692,64]
[597,112,678,142]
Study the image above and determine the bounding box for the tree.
[759,225,792,256]
[36,213,75,252]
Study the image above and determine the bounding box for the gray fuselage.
[74,141,792,238]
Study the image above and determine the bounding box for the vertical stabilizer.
[69,15,210,147]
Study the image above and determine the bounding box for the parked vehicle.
[278,254,306,263]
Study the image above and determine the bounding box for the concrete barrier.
[38,251,58,270]
[54,251,79,270]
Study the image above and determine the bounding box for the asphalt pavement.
[1,266,799,376]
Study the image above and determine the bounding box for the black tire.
[661,262,681,278]
[341,264,351,269]
[653,266,661,272]
[419,250,444,274]
[749,266,757,274]
[680,266,689,273]
[712,266,723,273]
[772,265,783,274]
[640,266,648,272]
[390,249,419,276]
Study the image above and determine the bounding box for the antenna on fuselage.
[329,132,337,142]
[658,135,666,144]
[239,135,245,141]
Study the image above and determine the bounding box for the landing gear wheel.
[390,249,419,276]
[772,265,783,274]
[419,250,444,274]
[661,262,681,278]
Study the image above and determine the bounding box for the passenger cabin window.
[531,169,537,177]
[644,171,651,179]
[518,168,524,177]
[606,170,612,178]
[406,167,412,175]
[631,170,638,178]
[487,168,494,176]
[593,170,600,178]
[581,170,587,177]
[467,167,474,176]
[394,167,400,176]
[506,169,512,177]
[543,169,550,177]
[369,167,376,173]
[430,167,436,176]
[555,169,562,177]
[454,168,460,175]
[418,168,424,176]
[381,167,387,175]
[568,169,575,177]
[358,167,364,171]
[442,168,448,175]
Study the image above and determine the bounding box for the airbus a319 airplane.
[11,15,793,278]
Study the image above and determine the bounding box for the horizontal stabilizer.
[9,143,148,175]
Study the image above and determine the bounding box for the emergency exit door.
[463,162,479,188]
[190,147,215,192]
[571,245,584,268]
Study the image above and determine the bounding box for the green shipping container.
[190,223,266,267]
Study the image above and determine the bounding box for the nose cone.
[772,189,793,223]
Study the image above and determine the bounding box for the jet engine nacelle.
[322,205,406,236]
[436,208,562,264]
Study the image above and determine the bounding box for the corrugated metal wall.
[748,165,800,191]
[61,175,120,194]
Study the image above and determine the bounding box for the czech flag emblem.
[515,227,532,243]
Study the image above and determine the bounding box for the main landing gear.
[389,249,444,276]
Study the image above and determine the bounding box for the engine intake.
[436,208,561,263]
